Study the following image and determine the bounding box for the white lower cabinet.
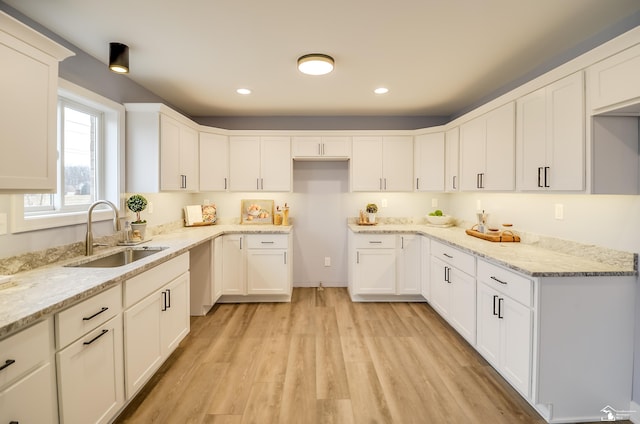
[476,261,533,397]
[123,253,190,398]
[429,240,476,344]
[348,232,425,300]
[219,233,292,301]
[0,319,57,424]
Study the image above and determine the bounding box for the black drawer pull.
[261,241,275,244]
[83,306,109,321]
[83,329,109,346]
[490,276,507,285]
[369,241,383,244]
[443,253,453,259]
[0,359,16,371]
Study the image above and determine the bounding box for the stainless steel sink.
[68,246,168,268]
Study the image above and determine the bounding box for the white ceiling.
[5,0,640,118]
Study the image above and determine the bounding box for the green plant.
[366,203,378,214]
[428,209,443,216]
[126,194,148,223]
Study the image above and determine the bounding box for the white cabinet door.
[420,236,431,300]
[476,283,501,366]
[200,132,229,191]
[0,15,72,192]
[292,136,350,158]
[517,72,584,191]
[354,248,396,294]
[397,234,421,295]
[229,136,261,191]
[161,272,190,354]
[460,103,515,191]
[588,43,640,112]
[261,136,291,191]
[124,291,163,398]
[0,363,57,424]
[229,136,291,191]
[57,315,124,424]
[414,133,444,192]
[460,116,486,191]
[484,102,515,191]
[160,114,198,191]
[501,296,532,397]
[352,136,383,191]
[246,249,289,295]
[449,266,476,344]
[445,127,460,192]
[429,257,451,317]
[221,234,245,295]
[383,136,414,192]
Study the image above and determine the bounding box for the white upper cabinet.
[460,102,515,191]
[516,72,584,191]
[292,136,351,159]
[125,103,199,192]
[229,136,291,191]
[588,43,640,114]
[0,12,74,192]
[352,136,413,192]
[199,132,229,191]
[414,132,444,192]
[445,127,460,192]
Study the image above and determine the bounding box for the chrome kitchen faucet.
[86,200,121,255]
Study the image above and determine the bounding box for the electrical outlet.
[431,198,438,208]
[324,257,331,267]
[476,199,482,211]
[381,198,388,207]
[148,202,154,214]
[203,199,210,205]
[555,204,564,220]
[0,213,6,235]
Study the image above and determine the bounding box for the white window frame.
[11,79,125,233]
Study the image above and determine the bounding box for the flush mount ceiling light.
[374,87,389,94]
[109,42,129,73]
[297,54,334,76]
[236,88,252,95]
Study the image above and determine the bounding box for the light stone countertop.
[348,222,637,278]
[0,224,292,340]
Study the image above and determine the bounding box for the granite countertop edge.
[347,223,637,278]
[0,224,292,340]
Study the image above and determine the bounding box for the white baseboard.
[293,282,347,288]
[630,401,639,423]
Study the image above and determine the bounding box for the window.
[24,99,102,214]
[11,79,124,233]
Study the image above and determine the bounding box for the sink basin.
[69,246,168,268]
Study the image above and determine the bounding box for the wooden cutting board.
[465,228,520,242]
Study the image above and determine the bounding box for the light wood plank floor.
[114,288,621,424]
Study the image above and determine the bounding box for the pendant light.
[109,42,129,74]
[297,54,334,76]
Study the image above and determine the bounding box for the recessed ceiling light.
[236,88,251,95]
[374,87,389,94]
[297,54,334,76]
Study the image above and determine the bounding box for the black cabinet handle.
[493,295,499,316]
[284,252,287,265]
[416,178,420,190]
[452,175,457,190]
[162,291,167,311]
[537,167,543,188]
[369,241,383,244]
[490,276,507,285]
[83,329,108,346]
[166,289,171,308]
[261,241,275,244]
[443,253,453,259]
[444,266,451,283]
[498,298,504,319]
[224,177,227,190]
[544,166,550,188]
[83,306,108,321]
[0,359,16,371]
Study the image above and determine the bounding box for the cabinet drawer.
[431,240,475,275]
[0,319,51,389]
[124,253,189,308]
[353,234,396,249]
[246,234,288,249]
[477,259,532,307]
[56,284,121,349]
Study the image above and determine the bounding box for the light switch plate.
[555,204,564,220]
[431,198,438,208]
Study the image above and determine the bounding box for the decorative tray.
[357,221,378,226]
[185,221,216,227]
[465,228,520,242]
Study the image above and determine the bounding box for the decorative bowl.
[425,215,453,225]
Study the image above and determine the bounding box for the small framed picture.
[241,199,274,224]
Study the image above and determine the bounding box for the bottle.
[124,221,131,243]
